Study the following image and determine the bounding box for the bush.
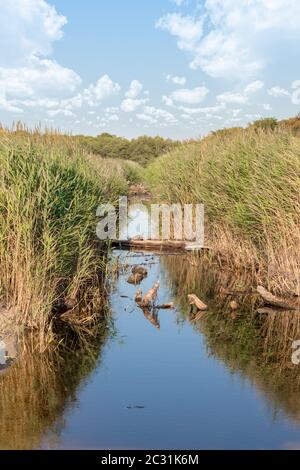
[280,116,300,136]
[77,133,180,166]
[249,117,278,131]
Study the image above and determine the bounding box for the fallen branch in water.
[112,239,211,252]
[155,303,174,310]
[257,285,298,310]
[188,294,208,311]
[142,282,160,307]
[256,307,299,315]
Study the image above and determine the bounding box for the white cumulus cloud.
[143,105,177,124]
[84,75,121,105]
[178,103,225,115]
[125,80,143,99]
[267,86,290,97]
[0,0,67,67]
[217,91,248,105]
[121,98,148,113]
[168,86,209,105]
[0,0,81,114]
[244,80,264,95]
[166,74,187,86]
[156,13,203,51]
[136,113,157,124]
[156,1,300,79]
[0,57,81,101]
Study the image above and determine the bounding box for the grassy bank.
[0,127,129,346]
[146,128,300,296]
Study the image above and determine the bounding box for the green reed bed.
[0,129,128,345]
[146,129,300,295]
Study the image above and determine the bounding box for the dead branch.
[229,301,239,311]
[188,294,208,311]
[155,303,174,310]
[257,285,297,310]
[142,281,160,307]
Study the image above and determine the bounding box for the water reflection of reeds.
[0,326,108,450]
[161,253,300,423]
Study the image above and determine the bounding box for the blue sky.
[0,0,300,139]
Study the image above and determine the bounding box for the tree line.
[77,133,180,166]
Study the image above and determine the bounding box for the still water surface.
[1,250,300,449]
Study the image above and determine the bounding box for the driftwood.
[229,300,239,311]
[127,273,144,285]
[113,239,186,250]
[113,239,211,252]
[257,286,297,310]
[132,266,148,277]
[142,282,160,307]
[127,265,148,285]
[257,307,300,315]
[134,288,161,329]
[188,294,208,311]
[155,303,174,310]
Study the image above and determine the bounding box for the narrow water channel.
[1,249,300,449]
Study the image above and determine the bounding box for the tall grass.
[0,127,128,346]
[146,128,300,295]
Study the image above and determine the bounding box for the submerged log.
[127,273,144,285]
[257,286,297,310]
[132,266,148,277]
[188,294,208,311]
